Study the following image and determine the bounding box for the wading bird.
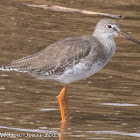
[0,19,140,122]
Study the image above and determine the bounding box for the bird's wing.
[3,36,93,75]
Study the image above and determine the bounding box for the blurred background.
[0,0,140,139]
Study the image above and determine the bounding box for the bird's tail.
[0,65,6,71]
[0,64,16,71]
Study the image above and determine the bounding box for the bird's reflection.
[59,120,70,140]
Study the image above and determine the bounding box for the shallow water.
[0,0,140,139]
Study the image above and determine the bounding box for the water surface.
[0,0,140,139]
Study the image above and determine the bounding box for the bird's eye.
[106,24,112,29]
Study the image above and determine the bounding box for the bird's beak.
[118,31,140,45]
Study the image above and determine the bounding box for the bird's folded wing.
[2,36,92,75]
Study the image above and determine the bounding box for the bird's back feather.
[2,36,97,76]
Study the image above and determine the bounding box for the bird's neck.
[92,33,116,58]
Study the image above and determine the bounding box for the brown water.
[0,0,140,139]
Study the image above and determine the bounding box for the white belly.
[55,60,108,84]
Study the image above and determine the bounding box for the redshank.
[0,19,140,122]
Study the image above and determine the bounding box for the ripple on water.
[87,138,107,140]
[40,108,57,111]
[1,74,9,77]
[86,131,140,138]
[0,87,5,90]
[101,103,139,107]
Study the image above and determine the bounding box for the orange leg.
[58,85,70,122]
[63,90,70,120]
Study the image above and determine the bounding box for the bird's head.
[93,19,120,38]
[93,19,140,45]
